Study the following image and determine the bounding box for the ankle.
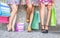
[45,25,49,30]
[41,25,45,29]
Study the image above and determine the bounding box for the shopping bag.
[0,16,9,23]
[31,10,40,30]
[51,6,56,26]
[0,2,11,17]
[16,22,24,32]
[0,6,2,15]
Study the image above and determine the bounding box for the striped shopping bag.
[0,6,2,15]
[0,2,11,17]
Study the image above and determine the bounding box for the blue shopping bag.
[0,6,2,15]
[0,2,11,17]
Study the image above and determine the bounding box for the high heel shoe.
[44,30,48,33]
[8,29,11,32]
[44,25,49,33]
[28,25,32,32]
[42,29,46,33]
[12,26,15,32]
[7,25,11,32]
[7,27,12,32]
[41,25,45,33]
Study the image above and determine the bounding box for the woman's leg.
[28,5,34,32]
[12,13,17,31]
[26,4,32,23]
[7,5,18,31]
[11,5,18,31]
[45,4,52,31]
[40,3,45,32]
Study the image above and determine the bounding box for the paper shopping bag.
[0,16,9,23]
[16,22,24,32]
[31,10,40,30]
[0,2,11,17]
[51,6,56,26]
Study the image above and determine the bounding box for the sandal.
[12,26,15,32]
[7,27,12,32]
[7,25,11,32]
[28,25,32,32]
[41,25,45,33]
[44,25,49,33]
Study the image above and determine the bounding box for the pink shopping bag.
[0,16,9,23]
[16,23,24,32]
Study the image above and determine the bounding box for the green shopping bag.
[31,10,40,30]
[51,6,56,26]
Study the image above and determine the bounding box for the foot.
[7,27,11,32]
[44,30,48,33]
[42,29,45,33]
[12,29,15,32]
[42,30,48,33]
[7,25,11,32]
[41,25,45,33]
[12,27,15,32]
[44,25,49,33]
[28,25,32,32]
[45,25,49,30]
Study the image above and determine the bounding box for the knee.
[27,4,33,9]
[11,5,18,12]
[13,7,18,11]
[11,8,18,16]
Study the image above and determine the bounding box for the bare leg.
[45,4,52,30]
[11,5,18,31]
[7,5,18,31]
[28,5,34,32]
[40,3,45,30]
[12,14,17,31]
[26,7,31,23]
[26,4,32,23]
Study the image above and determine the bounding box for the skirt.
[7,0,20,5]
[26,0,39,6]
[39,0,52,5]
